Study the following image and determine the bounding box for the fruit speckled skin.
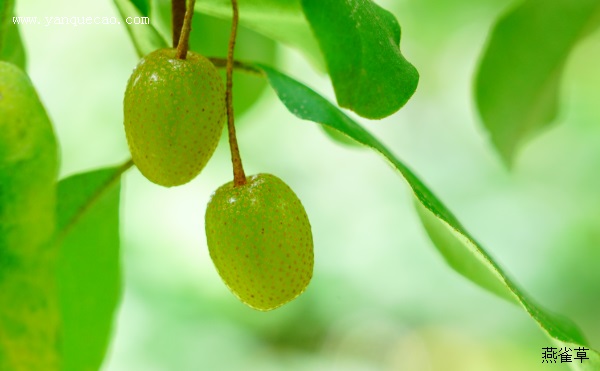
[205,174,314,311]
[124,48,225,187]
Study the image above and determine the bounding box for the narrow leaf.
[55,164,129,371]
[322,125,363,148]
[475,0,600,164]
[114,0,168,57]
[0,61,60,369]
[415,202,600,371]
[302,0,419,119]
[415,201,517,305]
[0,0,27,69]
[257,64,600,369]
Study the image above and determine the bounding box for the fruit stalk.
[175,0,196,60]
[171,0,186,48]
[226,0,247,187]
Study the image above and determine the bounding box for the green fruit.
[205,174,314,311]
[124,48,225,187]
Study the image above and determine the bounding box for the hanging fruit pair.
[122,0,313,310]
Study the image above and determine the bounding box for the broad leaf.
[302,0,419,119]
[256,64,600,370]
[0,0,27,69]
[475,0,600,164]
[55,164,128,371]
[0,62,60,369]
[114,0,168,57]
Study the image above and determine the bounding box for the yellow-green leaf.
[0,61,59,370]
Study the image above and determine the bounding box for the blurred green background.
[15,0,600,369]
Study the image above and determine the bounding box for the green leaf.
[54,164,128,371]
[0,61,60,369]
[301,0,419,119]
[114,0,168,57]
[256,64,600,370]
[475,0,600,164]
[0,0,27,69]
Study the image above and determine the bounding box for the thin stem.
[209,57,263,76]
[175,0,196,59]
[172,0,186,48]
[226,0,246,186]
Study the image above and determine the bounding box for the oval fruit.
[205,173,314,311]
[124,48,225,187]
